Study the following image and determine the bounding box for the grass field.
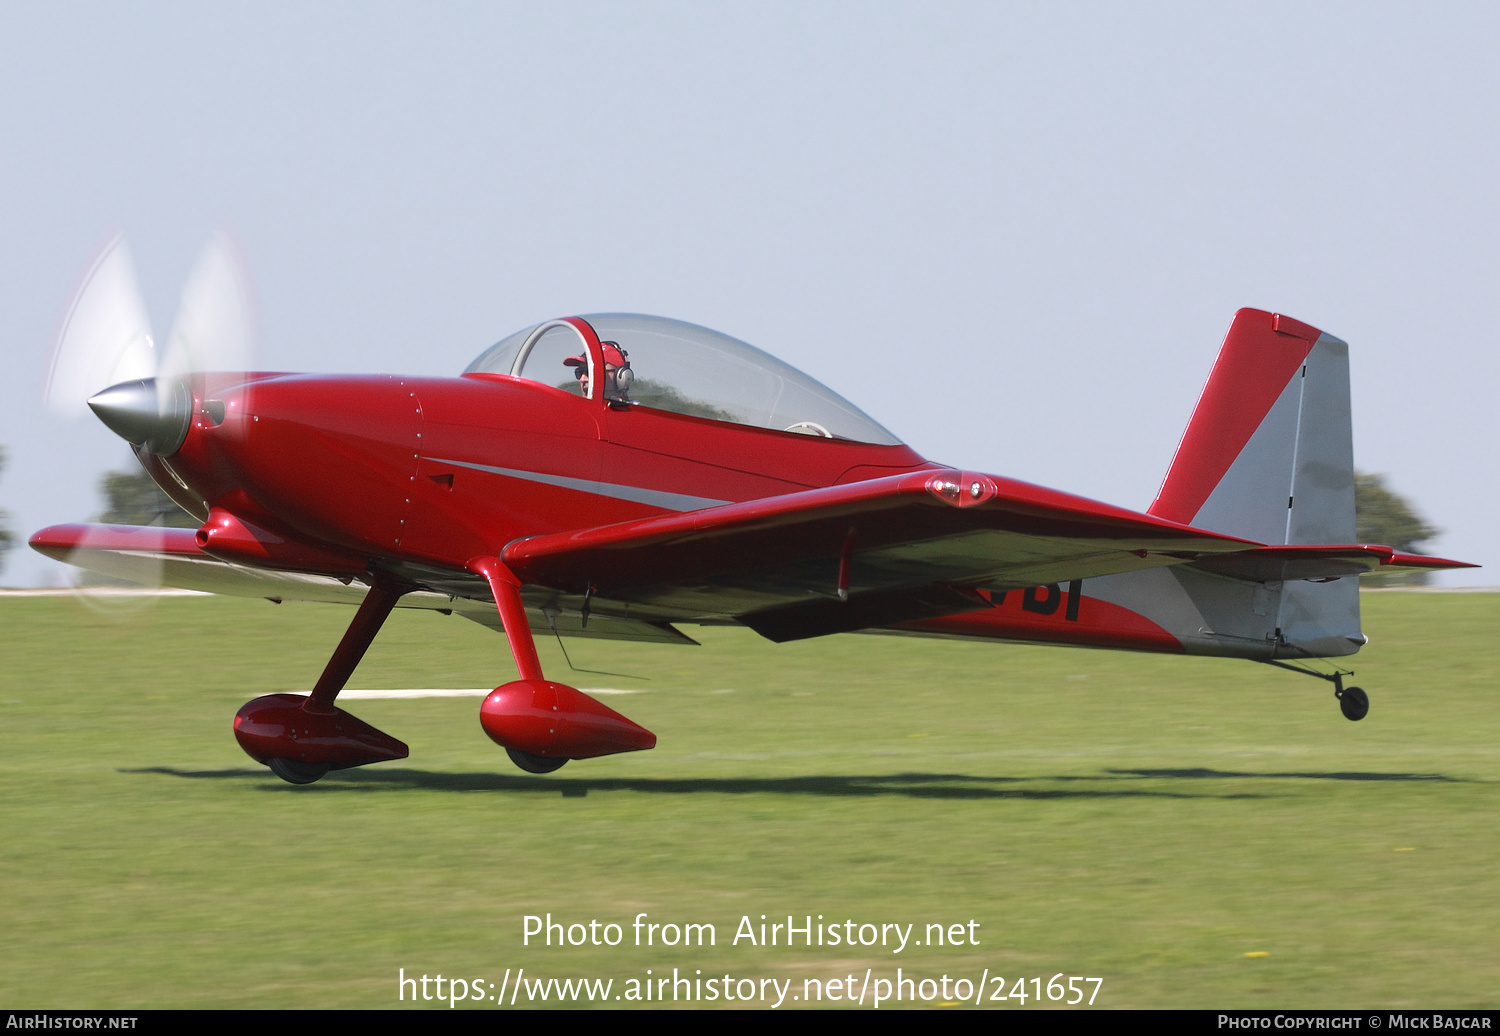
[0,590,1496,1009]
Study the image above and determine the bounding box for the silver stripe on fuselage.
[427,457,731,512]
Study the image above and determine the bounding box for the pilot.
[565,341,634,401]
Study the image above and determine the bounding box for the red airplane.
[33,305,1474,783]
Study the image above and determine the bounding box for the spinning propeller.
[43,230,259,594]
[46,230,258,446]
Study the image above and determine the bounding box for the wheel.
[267,757,332,784]
[1338,686,1369,722]
[507,748,568,774]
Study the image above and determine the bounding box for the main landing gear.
[468,557,656,774]
[235,562,658,785]
[234,579,412,785]
[1262,659,1368,721]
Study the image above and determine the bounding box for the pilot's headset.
[600,341,634,397]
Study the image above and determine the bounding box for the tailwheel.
[507,748,568,774]
[267,757,332,784]
[1261,661,1369,723]
[1337,686,1369,722]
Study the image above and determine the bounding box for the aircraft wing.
[27,524,696,645]
[501,469,1262,641]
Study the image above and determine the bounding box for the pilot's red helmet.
[564,342,629,370]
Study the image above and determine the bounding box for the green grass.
[0,591,1496,1008]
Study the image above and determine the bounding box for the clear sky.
[1,2,1495,586]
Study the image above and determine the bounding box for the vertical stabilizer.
[1147,308,1360,658]
[1150,309,1353,546]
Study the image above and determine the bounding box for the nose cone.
[87,377,193,456]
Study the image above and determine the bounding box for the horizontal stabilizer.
[1386,551,1479,572]
[1191,544,1479,583]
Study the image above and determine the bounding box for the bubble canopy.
[463,314,902,445]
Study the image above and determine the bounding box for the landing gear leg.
[471,557,568,775]
[303,579,407,713]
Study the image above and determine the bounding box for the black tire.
[1338,686,1369,722]
[507,748,568,774]
[267,757,332,784]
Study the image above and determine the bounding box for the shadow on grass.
[1112,767,1473,783]
[122,766,1275,800]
